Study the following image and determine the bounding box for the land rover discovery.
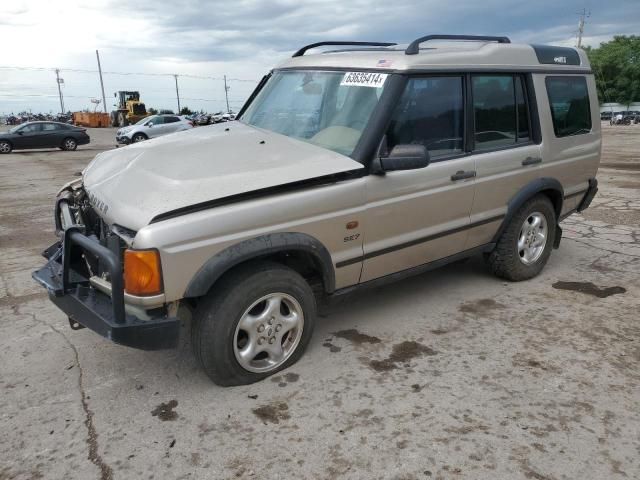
[33,35,600,385]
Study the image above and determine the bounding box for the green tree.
[180,106,193,115]
[148,107,158,115]
[586,35,640,107]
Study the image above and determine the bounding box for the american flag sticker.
[377,59,393,68]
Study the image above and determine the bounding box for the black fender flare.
[183,232,336,298]
[491,177,564,244]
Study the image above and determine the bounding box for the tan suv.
[33,35,600,385]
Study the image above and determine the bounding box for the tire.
[0,140,12,154]
[61,137,77,151]
[132,133,147,143]
[192,261,316,386]
[487,195,556,281]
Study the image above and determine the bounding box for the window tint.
[42,123,58,131]
[546,76,591,137]
[20,123,41,133]
[387,76,464,159]
[472,75,530,149]
[164,116,180,123]
[150,116,164,125]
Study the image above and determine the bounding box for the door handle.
[522,156,542,166]
[451,170,476,181]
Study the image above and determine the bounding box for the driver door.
[13,123,43,149]
[147,116,165,137]
[360,75,476,282]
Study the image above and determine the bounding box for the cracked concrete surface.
[1,125,639,479]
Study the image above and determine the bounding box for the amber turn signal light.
[124,249,163,296]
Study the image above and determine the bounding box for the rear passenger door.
[360,76,476,282]
[465,74,543,250]
[162,116,183,134]
[40,122,62,147]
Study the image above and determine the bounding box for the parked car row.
[601,110,640,124]
[187,111,236,125]
[4,112,73,126]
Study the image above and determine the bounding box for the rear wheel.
[132,133,147,143]
[0,141,12,154]
[192,262,316,386]
[61,137,77,151]
[488,195,556,281]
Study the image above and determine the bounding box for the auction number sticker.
[340,72,388,88]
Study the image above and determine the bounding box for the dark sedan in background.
[0,121,90,154]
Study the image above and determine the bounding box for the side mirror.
[378,144,430,172]
[17,131,23,135]
[148,122,154,127]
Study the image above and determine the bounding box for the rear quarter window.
[545,76,591,137]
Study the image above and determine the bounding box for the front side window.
[164,116,180,123]
[387,76,464,159]
[18,123,41,133]
[472,75,531,150]
[240,70,388,156]
[546,76,591,137]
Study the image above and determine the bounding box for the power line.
[0,65,257,82]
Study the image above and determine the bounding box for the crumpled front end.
[32,181,179,350]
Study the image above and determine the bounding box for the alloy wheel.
[517,212,548,265]
[233,293,304,373]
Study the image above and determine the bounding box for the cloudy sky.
[0,0,637,114]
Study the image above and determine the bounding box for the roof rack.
[405,35,511,55]
[292,41,397,58]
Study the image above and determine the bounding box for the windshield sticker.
[376,59,393,68]
[341,72,388,88]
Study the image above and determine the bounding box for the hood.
[82,122,364,230]
[117,125,135,134]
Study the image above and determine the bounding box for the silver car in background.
[116,114,194,144]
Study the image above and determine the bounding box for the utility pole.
[224,75,230,113]
[55,69,65,113]
[576,8,590,48]
[174,74,181,113]
[95,50,108,113]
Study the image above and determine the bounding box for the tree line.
[585,35,640,107]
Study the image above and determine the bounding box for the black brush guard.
[32,197,179,350]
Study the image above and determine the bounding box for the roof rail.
[292,41,397,58]
[405,35,511,55]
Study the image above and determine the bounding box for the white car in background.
[116,114,194,144]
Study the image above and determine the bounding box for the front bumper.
[116,135,131,145]
[32,200,179,350]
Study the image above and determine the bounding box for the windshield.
[240,70,388,156]
[135,115,154,125]
[9,125,22,133]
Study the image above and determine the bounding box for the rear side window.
[472,75,530,150]
[165,116,180,123]
[545,76,591,137]
[387,76,464,159]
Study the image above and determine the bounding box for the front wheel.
[132,133,147,143]
[0,140,12,154]
[61,138,77,151]
[487,195,556,281]
[192,262,316,386]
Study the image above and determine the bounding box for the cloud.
[0,0,637,113]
